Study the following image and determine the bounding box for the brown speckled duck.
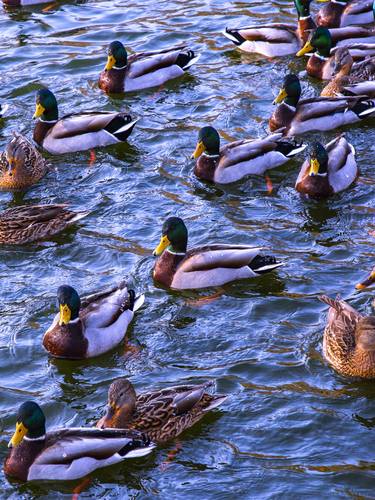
[96,378,227,443]
[320,295,375,378]
[0,133,49,191]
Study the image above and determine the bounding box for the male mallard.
[191,127,305,184]
[319,295,375,378]
[316,0,374,28]
[43,283,144,359]
[0,133,49,190]
[356,266,375,289]
[269,73,375,135]
[321,47,375,96]
[96,379,227,443]
[223,0,374,57]
[0,204,88,245]
[152,217,283,290]
[4,401,154,482]
[295,136,358,198]
[33,88,138,154]
[98,41,200,94]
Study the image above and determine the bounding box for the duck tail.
[105,114,138,142]
[203,394,229,412]
[353,98,375,117]
[222,28,246,45]
[67,210,90,224]
[276,138,306,158]
[176,50,201,70]
[249,255,284,274]
[318,294,343,312]
[133,293,145,312]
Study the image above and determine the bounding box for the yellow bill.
[33,103,45,120]
[8,421,27,448]
[59,304,71,326]
[309,158,320,176]
[105,55,116,71]
[316,0,329,3]
[153,235,170,256]
[191,140,206,159]
[273,88,287,105]
[296,41,314,57]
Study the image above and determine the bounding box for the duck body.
[43,284,144,359]
[320,295,375,378]
[96,379,227,443]
[0,204,88,244]
[192,129,305,184]
[0,133,49,190]
[295,136,358,198]
[5,402,154,482]
[317,0,374,28]
[99,42,200,94]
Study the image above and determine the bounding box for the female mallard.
[0,133,49,190]
[319,295,375,378]
[0,204,88,244]
[152,217,283,290]
[297,27,375,80]
[321,47,375,96]
[316,0,374,28]
[223,0,374,57]
[33,88,138,154]
[4,401,154,482]
[191,127,305,184]
[43,283,144,359]
[356,266,375,289]
[269,73,375,136]
[295,136,358,198]
[99,41,200,94]
[96,379,227,443]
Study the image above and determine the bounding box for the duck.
[0,204,88,245]
[356,266,375,289]
[319,295,375,378]
[297,27,375,80]
[96,378,227,443]
[152,217,283,290]
[321,47,375,96]
[191,127,305,184]
[4,401,154,482]
[0,133,49,191]
[222,0,374,57]
[32,88,138,154]
[316,0,374,28]
[99,41,200,94]
[295,136,358,198]
[43,283,145,359]
[269,73,375,136]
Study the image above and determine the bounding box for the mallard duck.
[223,0,374,57]
[270,73,375,136]
[0,204,88,244]
[316,0,374,28]
[43,283,145,359]
[152,217,283,290]
[321,47,375,96]
[0,133,49,190]
[191,127,305,184]
[4,401,154,482]
[319,295,375,378]
[32,88,138,154]
[297,27,375,80]
[356,266,375,289]
[98,41,200,94]
[96,379,227,443]
[295,136,358,198]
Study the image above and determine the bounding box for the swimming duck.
[269,73,375,136]
[321,47,375,96]
[99,41,200,94]
[33,88,138,154]
[191,127,305,184]
[0,204,88,245]
[316,0,374,28]
[0,133,49,191]
[43,283,144,359]
[356,266,375,289]
[319,295,375,378]
[96,378,227,443]
[152,217,283,290]
[4,401,154,482]
[295,136,357,198]
[223,0,374,57]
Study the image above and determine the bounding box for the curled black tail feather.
[225,28,246,45]
[249,255,279,274]
[176,50,196,70]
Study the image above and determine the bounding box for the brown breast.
[43,321,88,359]
[316,3,344,28]
[4,439,45,481]
[296,175,333,199]
[194,155,218,182]
[98,69,126,94]
[269,104,294,133]
[153,251,185,288]
[33,121,54,147]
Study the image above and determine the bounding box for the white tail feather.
[255,262,284,272]
[116,119,139,134]
[286,144,307,157]
[182,53,201,70]
[222,29,241,44]
[124,444,156,459]
[133,293,145,312]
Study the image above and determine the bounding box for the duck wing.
[325,136,358,192]
[127,45,188,77]
[224,24,297,43]
[50,112,128,138]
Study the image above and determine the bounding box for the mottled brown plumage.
[320,295,375,378]
[96,379,227,443]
